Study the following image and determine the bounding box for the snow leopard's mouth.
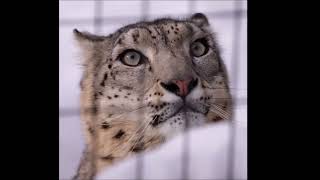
[150,103,208,127]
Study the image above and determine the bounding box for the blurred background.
[59,0,247,179]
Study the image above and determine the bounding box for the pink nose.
[173,79,193,97]
[160,78,198,97]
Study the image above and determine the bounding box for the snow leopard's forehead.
[111,18,215,53]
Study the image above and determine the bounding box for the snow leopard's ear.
[73,29,106,50]
[73,29,108,66]
[189,13,209,28]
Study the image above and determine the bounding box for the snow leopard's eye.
[120,50,144,67]
[190,39,209,57]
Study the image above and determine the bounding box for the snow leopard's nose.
[160,78,198,98]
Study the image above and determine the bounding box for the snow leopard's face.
[74,13,232,174]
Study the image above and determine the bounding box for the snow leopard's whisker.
[212,104,230,118]
[107,114,156,156]
[199,102,231,120]
[211,105,230,120]
[100,105,148,122]
[206,87,245,90]
[118,114,156,154]
[141,82,157,98]
[128,115,156,153]
[210,107,230,120]
[106,122,146,156]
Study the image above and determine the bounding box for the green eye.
[121,50,142,66]
[191,40,208,57]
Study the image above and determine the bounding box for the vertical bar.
[92,0,103,178]
[181,124,190,180]
[141,0,149,21]
[188,0,195,15]
[227,0,243,179]
[181,1,195,179]
[94,0,103,34]
[136,153,143,180]
[135,1,149,179]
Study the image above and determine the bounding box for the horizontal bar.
[59,9,247,26]
[59,97,247,117]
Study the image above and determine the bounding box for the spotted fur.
[72,13,232,180]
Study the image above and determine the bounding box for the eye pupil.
[191,40,208,57]
[120,50,142,66]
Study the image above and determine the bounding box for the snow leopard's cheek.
[202,76,232,122]
[192,49,220,82]
[107,60,155,92]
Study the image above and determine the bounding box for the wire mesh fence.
[59,0,247,179]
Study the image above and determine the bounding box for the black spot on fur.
[132,142,145,153]
[152,36,156,39]
[212,116,223,122]
[151,115,161,127]
[91,106,97,114]
[100,73,108,86]
[171,26,174,30]
[101,155,114,161]
[114,94,119,98]
[118,38,122,44]
[94,93,98,100]
[113,129,125,139]
[108,64,112,69]
[132,32,140,42]
[107,96,112,99]
[174,31,178,34]
[98,92,103,95]
[101,122,110,129]
[123,86,133,90]
[149,66,152,72]
[167,30,170,34]
[88,127,94,134]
